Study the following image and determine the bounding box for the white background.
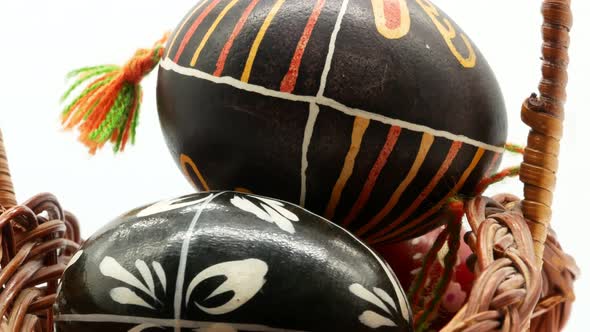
[0,0,588,330]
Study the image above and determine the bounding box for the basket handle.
[0,129,17,209]
[521,0,572,265]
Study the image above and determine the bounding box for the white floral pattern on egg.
[55,191,412,332]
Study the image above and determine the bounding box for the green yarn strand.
[61,65,119,102]
[61,78,113,118]
[415,216,462,332]
[65,64,119,79]
[88,83,134,144]
[130,85,143,145]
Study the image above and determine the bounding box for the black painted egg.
[55,191,412,331]
[157,0,507,243]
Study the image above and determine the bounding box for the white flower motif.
[186,259,268,315]
[99,256,167,310]
[137,194,214,217]
[110,288,154,309]
[380,263,410,322]
[230,195,299,234]
[359,311,396,329]
[349,283,400,329]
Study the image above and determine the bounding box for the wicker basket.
[0,0,579,331]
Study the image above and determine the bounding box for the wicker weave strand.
[0,194,82,332]
[441,194,577,331]
[0,130,83,331]
[0,130,17,209]
[521,0,572,265]
[530,229,579,331]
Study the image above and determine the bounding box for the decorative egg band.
[55,314,309,331]
[160,58,505,154]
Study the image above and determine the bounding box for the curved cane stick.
[0,130,17,209]
[521,0,572,265]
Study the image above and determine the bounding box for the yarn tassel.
[408,227,450,307]
[414,200,463,332]
[409,199,464,332]
[475,143,525,194]
[60,34,168,154]
[475,166,521,195]
[504,143,525,154]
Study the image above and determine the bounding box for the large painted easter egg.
[55,191,412,331]
[156,0,507,243]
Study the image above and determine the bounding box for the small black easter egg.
[156,0,507,243]
[54,191,412,331]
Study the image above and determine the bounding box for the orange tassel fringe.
[61,34,169,154]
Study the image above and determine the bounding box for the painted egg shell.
[157,0,507,244]
[55,191,413,331]
[374,226,475,329]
